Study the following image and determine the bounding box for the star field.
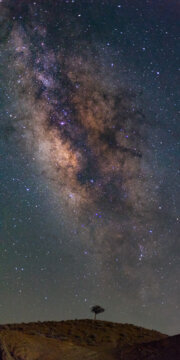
[0,0,179,335]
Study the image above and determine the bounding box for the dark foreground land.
[0,319,179,359]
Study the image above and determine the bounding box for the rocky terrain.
[0,319,179,359]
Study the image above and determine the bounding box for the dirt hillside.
[0,319,178,360]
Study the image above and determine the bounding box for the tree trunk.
[94,313,96,320]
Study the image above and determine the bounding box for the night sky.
[0,0,179,335]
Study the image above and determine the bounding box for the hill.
[0,319,179,359]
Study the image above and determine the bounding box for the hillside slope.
[0,319,178,360]
[117,334,180,360]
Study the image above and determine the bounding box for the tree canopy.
[91,305,105,320]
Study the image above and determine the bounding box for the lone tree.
[91,305,105,320]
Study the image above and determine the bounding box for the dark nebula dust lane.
[0,0,179,334]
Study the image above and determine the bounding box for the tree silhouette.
[91,305,105,320]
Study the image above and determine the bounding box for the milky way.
[3,2,159,258]
[0,0,179,334]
